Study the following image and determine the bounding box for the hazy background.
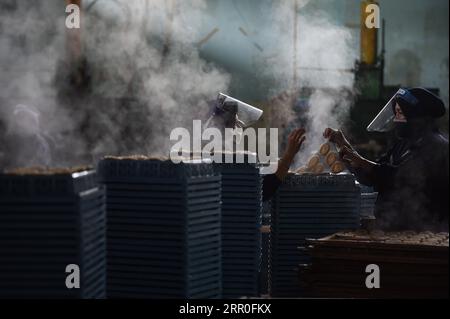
[0,0,448,168]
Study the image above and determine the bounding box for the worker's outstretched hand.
[285,128,306,158]
[339,146,374,172]
[275,128,306,181]
[323,128,347,148]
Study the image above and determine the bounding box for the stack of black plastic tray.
[214,156,262,299]
[98,158,222,299]
[260,201,272,296]
[269,173,361,297]
[0,169,106,299]
[359,185,378,218]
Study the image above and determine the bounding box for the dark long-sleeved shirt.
[354,130,449,232]
[262,173,282,202]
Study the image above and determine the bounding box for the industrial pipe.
[360,0,378,66]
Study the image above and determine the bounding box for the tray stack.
[260,201,272,296]
[359,184,378,218]
[269,173,361,297]
[98,158,222,299]
[301,231,449,298]
[214,157,262,298]
[0,169,106,299]
[360,193,378,217]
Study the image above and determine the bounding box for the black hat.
[395,87,446,119]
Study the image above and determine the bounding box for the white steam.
[0,0,230,168]
[263,1,357,166]
[0,0,357,169]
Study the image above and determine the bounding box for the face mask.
[394,122,413,139]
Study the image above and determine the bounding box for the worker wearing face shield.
[208,94,307,201]
[324,88,449,232]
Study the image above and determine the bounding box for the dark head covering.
[394,87,446,120]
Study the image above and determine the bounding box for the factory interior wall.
[377,0,449,107]
[1,0,448,112]
[198,0,449,110]
[330,0,449,107]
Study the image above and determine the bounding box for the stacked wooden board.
[300,230,449,298]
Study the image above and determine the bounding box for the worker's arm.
[338,143,404,194]
[262,128,306,201]
[323,128,390,187]
[323,128,354,151]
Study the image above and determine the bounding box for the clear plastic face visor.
[217,93,263,128]
[366,89,418,132]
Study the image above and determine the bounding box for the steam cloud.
[0,0,356,169]
[264,1,356,167]
[0,0,230,168]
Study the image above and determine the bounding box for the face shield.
[366,88,419,132]
[202,93,263,149]
[215,93,263,129]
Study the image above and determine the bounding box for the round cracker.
[314,163,325,174]
[319,143,331,156]
[331,161,345,174]
[326,152,338,166]
[296,166,307,174]
[307,155,320,169]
